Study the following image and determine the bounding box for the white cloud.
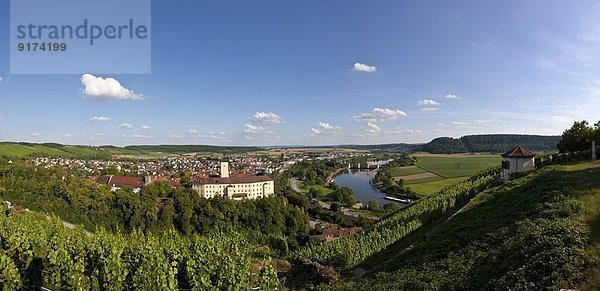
[309,122,342,137]
[65,134,73,138]
[364,122,381,133]
[351,62,377,73]
[31,132,39,137]
[187,128,199,135]
[250,112,285,124]
[171,134,183,139]
[420,107,438,111]
[551,115,570,122]
[388,128,423,134]
[123,134,152,140]
[437,122,447,127]
[244,123,274,135]
[95,133,104,136]
[452,121,468,125]
[141,125,151,130]
[417,99,440,106]
[0,77,3,82]
[119,123,132,129]
[353,107,408,122]
[81,74,144,101]
[445,94,462,100]
[90,116,112,121]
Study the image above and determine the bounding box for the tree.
[558,121,596,153]
[333,187,356,207]
[368,199,378,210]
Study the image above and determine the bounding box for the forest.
[419,134,561,154]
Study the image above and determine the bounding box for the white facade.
[220,162,230,178]
[501,157,535,178]
[192,180,274,200]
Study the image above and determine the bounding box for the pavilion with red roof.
[500,146,536,179]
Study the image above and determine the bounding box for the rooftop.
[501,146,536,158]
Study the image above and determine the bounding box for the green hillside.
[343,162,600,290]
[420,134,561,154]
[0,142,263,158]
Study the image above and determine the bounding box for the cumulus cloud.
[187,128,199,135]
[0,77,3,82]
[351,62,377,73]
[119,123,132,129]
[65,134,73,138]
[141,125,151,130]
[364,122,381,133]
[445,94,462,100]
[31,132,39,137]
[437,122,447,127]
[452,121,468,125]
[353,107,408,122]
[244,123,274,135]
[81,74,144,101]
[250,112,285,124]
[417,99,440,106]
[171,134,183,139]
[310,122,342,137]
[90,116,112,121]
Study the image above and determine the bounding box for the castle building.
[191,162,274,200]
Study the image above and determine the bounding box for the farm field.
[393,154,501,196]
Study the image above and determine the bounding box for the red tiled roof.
[501,146,536,158]
[92,175,144,188]
[109,176,145,188]
[192,174,272,185]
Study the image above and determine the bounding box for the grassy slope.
[389,166,427,176]
[345,162,600,290]
[406,177,467,196]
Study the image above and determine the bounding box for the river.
[333,169,398,206]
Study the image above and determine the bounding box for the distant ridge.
[0,134,561,158]
[0,142,263,158]
[419,134,560,154]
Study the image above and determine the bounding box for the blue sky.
[1,0,600,146]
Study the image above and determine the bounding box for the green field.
[415,155,501,178]
[406,177,468,196]
[389,166,428,176]
[394,154,501,196]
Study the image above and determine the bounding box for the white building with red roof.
[500,146,536,179]
[191,162,274,200]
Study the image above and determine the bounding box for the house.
[91,175,145,193]
[501,146,536,179]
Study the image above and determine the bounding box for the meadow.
[394,154,501,196]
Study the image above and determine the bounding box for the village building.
[500,145,536,179]
[191,162,274,200]
[91,175,145,193]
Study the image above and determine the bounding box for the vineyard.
[0,209,279,290]
[294,168,499,269]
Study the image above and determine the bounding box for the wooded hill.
[419,134,560,154]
